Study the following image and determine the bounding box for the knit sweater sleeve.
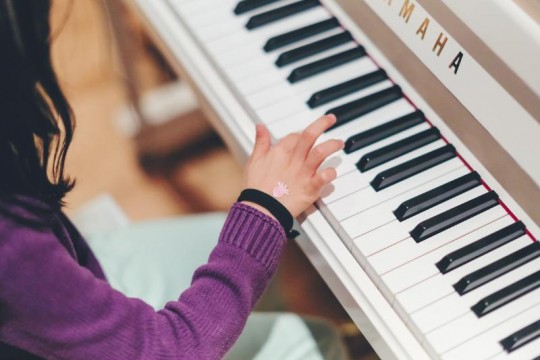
[0,202,286,360]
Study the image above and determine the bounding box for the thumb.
[251,124,271,160]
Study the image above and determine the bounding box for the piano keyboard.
[165,0,540,358]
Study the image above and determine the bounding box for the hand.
[242,114,344,218]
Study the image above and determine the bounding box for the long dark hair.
[0,0,75,209]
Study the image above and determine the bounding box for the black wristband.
[238,189,298,237]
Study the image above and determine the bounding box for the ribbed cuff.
[219,202,287,274]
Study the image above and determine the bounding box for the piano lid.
[332,0,540,226]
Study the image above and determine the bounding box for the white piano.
[127,0,540,358]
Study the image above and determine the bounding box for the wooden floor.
[51,1,378,359]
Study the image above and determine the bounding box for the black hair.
[0,0,75,209]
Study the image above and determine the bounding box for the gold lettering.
[399,0,415,23]
[449,52,464,74]
[432,32,448,56]
[416,18,430,40]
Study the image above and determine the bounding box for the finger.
[277,132,301,153]
[311,167,337,191]
[250,124,271,160]
[304,138,344,173]
[293,114,337,162]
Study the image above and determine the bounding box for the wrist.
[241,201,277,221]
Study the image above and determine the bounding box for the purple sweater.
[0,196,286,360]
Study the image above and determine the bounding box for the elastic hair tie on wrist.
[237,189,299,238]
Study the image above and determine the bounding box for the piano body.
[127,0,540,358]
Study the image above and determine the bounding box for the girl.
[0,0,344,359]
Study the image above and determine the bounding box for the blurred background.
[50,1,378,359]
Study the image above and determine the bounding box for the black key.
[325,85,403,131]
[308,69,388,108]
[410,191,499,243]
[370,144,456,192]
[234,0,281,15]
[357,127,441,172]
[436,221,526,274]
[501,319,540,352]
[472,269,540,317]
[246,0,320,30]
[395,171,482,222]
[454,241,540,295]
[264,18,340,52]
[276,31,353,67]
[344,110,425,154]
[288,46,366,83]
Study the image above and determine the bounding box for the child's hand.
[242,114,344,218]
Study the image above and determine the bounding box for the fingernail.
[326,113,337,122]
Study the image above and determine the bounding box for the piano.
[126,0,540,358]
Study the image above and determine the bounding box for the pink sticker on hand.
[272,182,290,198]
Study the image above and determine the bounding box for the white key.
[324,122,433,177]
[246,57,378,109]
[380,216,515,296]
[326,139,454,220]
[409,257,540,337]
[336,167,474,242]
[269,96,414,140]
[235,42,358,95]
[326,158,464,242]
[486,336,540,360]
[256,80,393,125]
[350,186,491,263]
[223,27,346,81]
[424,288,540,356]
[393,232,531,316]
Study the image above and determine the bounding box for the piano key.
[500,318,540,353]
[206,7,332,59]
[192,1,301,40]
[407,257,540,337]
[222,28,348,82]
[326,85,403,131]
[410,191,499,243]
[423,289,540,356]
[484,338,540,360]
[354,186,489,269]
[234,0,281,15]
[394,171,482,222]
[246,0,320,29]
[326,164,467,226]
[352,193,506,269]
[269,92,413,141]
[380,216,515,297]
[308,69,388,108]
[264,17,341,52]
[436,221,527,274]
[247,57,379,110]
[326,156,462,223]
[257,80,392,126]
[357,127,441,172]
[341,172,486,248]
[236,42,358,95]
[472,269,540,317]
[371,144,456,192]
[344,110,426,154]
[288,46,367,83]
[323,139,448,210]
[454,242,540,295]
[329,122,433,177]
[392,229,529,315]
[275,31,353,67]
[435,294,540,360]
